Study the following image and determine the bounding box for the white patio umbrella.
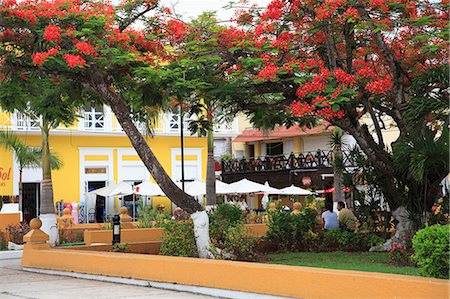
[216,180,234,194]
[228,178,280,194]
[88,182,134,219]
[88,182,134,197]
[134,181,165,196]
[176,180,206,197]
[174,180,235,197]
[276,184,312,196]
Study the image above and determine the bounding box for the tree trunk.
[333,144,345,205]
[205,127,217,206]
[92,80,203,214]
[39,122,58,245]
[333,117,401,210]
[89,75,211,257]
[18,169,23,212]
[40,124,54,215]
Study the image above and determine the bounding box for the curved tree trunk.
[89,75,210,257]
[205,127,217,206]
[39,122,58,245]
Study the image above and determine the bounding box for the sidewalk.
[0,258,217,299]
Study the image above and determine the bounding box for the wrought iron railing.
[221,150,337,174]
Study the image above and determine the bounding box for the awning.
[233,123,332,143]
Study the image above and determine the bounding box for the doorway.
[88,181,106,223]
[22,183,40,223]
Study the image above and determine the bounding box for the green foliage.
[136,203,171,228]
[412,225,449,279]
[320,230,382,252]
[264,252,421,277]
[209,203,242,243]
[160,220,198,257]
[266,208,318,251]
[428,195,449,226]
[211,225,259,261]
[111,242,130,253]
[388,242,414,267]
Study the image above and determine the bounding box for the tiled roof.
[233,123,332,143]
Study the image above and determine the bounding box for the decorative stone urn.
[119,206,133,229]
[23,218,50,249]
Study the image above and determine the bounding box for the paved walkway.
[0,258,218,299]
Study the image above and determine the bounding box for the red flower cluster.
[75,41,95,55]
[316,107,345,120]
[333,68,354,86]
[43,24,61,42]
[296,72,328,98]
[63,54,86,68]
[312,95,330,107]
[365,77,393,94]
[356,67,376,78]
[290,101,315,117]
[261,0,284,20]
[167,20,186,40]
[343,7,359,20]
[255,64,279,81]
[31,47,59,66]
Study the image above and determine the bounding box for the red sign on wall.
[0,167,11,187]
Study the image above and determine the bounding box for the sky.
[111,0,272,23]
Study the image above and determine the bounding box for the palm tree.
[330,127,346,206]
[0,130,63,213]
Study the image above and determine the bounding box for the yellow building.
[0,106,209,222]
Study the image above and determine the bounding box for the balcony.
[221,150,338,189]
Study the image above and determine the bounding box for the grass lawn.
[263,251,421,276]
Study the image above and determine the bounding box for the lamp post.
[180,105,186,197]
[112,214,120,245]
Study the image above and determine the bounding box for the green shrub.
[211,225,259,261]
[111,242,130,253]
[137,203,172,228]
[209,203,242,243]
[160,220,198,257]
[412,224,449,279]
[266,208,319,251]
[366,234,384,248]
[6,221,30,244]
[319,231,382,252]
[388,242,414,266]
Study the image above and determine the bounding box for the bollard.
[112,214,120,245]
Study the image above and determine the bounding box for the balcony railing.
[222,150,338,174]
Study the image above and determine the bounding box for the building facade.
[0,106,210,222]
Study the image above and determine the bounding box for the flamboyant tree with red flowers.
[193,0,448,225]
[0,1,207,219]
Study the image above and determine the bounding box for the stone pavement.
[0,258,218,299]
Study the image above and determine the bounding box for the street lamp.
[112,214,120,245]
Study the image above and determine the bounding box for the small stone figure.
[291,202,302,215]
[57,208,74,228]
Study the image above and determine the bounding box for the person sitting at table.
[321,202,339,230]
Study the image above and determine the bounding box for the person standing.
[321,202,339,230]
[337,201,357,231]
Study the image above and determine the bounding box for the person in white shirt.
[321,202,339,230]
[237,196,248,211]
